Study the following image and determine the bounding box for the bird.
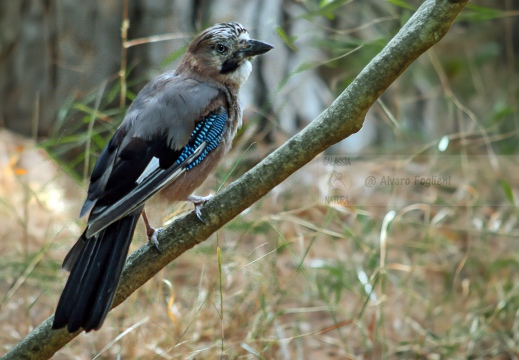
[52,22,273,333]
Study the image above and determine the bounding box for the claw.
[148,228,164,253]
[194,205,205,223]
[187,194,214,223]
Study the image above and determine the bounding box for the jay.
[52,22,272,333]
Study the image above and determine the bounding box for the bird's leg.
[141,209,163,252]
[187,194,214,222]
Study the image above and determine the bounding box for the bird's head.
[178,22,273,88]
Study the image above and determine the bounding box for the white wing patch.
[136,156,160,184]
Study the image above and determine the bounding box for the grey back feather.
[120,72,223,150]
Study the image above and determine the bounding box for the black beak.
[241,39,274,57]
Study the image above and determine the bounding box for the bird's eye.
[215,44,228,54]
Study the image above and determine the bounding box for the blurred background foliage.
[1,0,519,358]
[1,0,517,178]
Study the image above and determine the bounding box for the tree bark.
[0,1,469,359]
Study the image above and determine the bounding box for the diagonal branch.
[1,1,468,358]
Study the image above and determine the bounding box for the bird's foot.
[147,227,164,253]
[187,194,214,223]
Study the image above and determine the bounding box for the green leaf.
[490,102,515,125]
[275,26,298,51]
[460,4,506,22]
[490,258,519,273]
[386,0,416,11]
[500,179,515,206]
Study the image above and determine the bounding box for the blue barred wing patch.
[177,111,227,170]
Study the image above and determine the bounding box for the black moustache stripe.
[220,58,241,74]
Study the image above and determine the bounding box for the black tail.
[52,211,141,332]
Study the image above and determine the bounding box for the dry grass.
[1,126,518,359]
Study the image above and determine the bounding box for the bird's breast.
[158,140,226,202]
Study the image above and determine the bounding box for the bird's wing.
[80,74,228,237]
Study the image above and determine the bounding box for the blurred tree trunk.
[0,0,124,136]
[1,0,517,150]
[0,0,329,140]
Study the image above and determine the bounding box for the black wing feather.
[53,208,142,332]
[79,136,120,218]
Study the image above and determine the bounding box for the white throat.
[229,60,252,87]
